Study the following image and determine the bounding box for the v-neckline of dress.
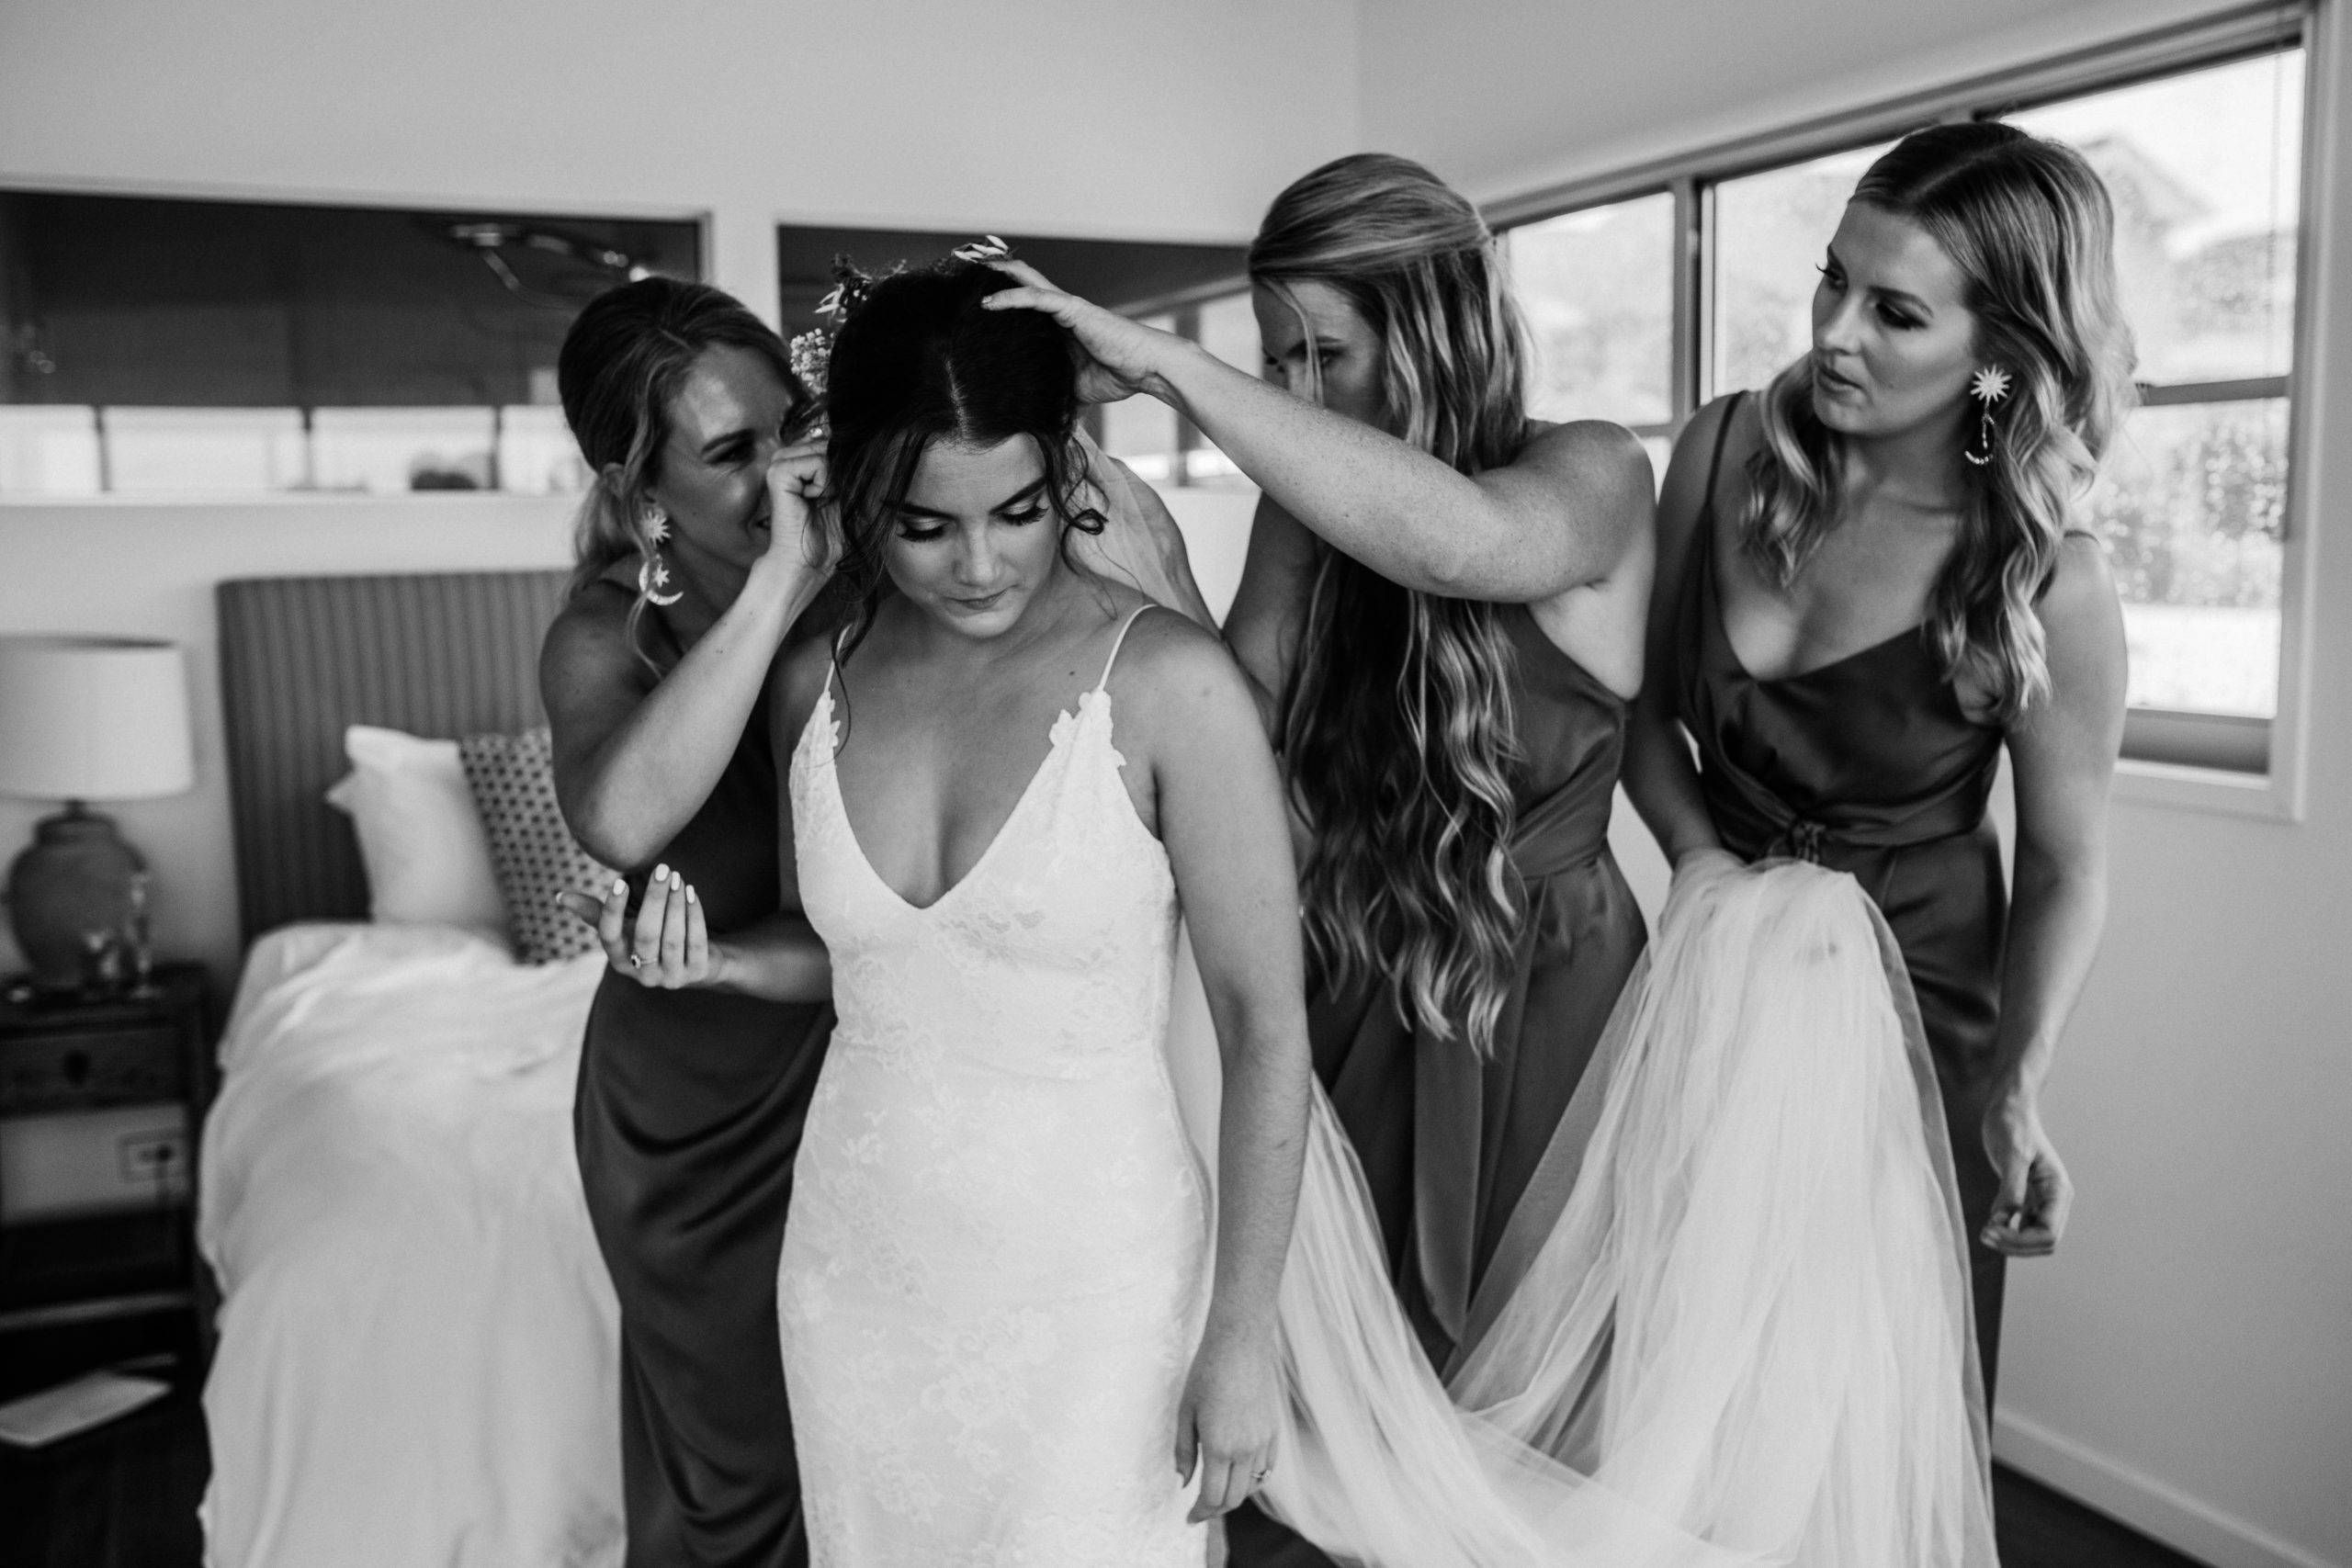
[810,684,1103,917]
[1704,531,1927,689]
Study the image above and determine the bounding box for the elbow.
[561,792,661,874]
[1414,536,1481,596]
[2013,841,2108,924]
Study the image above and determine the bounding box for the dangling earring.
[637,505,683,606]
[1963,367,2012,468]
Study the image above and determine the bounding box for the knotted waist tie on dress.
[1701,741,1995,873]
[1412,772,1617,1352]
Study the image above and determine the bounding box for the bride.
[580,252,1996,1566]
[770,257,1307,1561]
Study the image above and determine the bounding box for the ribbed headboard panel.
[216,570,572,944]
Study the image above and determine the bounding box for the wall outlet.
[118,1130,185,1183]
[0,1105,192,1221]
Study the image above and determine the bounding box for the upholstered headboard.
[215,570,572,944]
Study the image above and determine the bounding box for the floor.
[0,1379,2216,1568]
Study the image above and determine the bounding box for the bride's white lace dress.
[778,628,1211,1566]
[777,616,1997,1568]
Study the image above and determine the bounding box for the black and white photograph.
[0,1,2343,1565]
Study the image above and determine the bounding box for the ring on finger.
[628,952,643,968]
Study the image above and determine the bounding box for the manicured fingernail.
[685,886,698,903]
[670,872,683,890]
[651,863,669,881]
[613,878,628,896]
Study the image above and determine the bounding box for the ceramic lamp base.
[7,804,144,991]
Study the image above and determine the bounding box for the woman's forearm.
[1204,1017,1310,1342]
[1990,849,2109,1100]
[566,559,828,867]
[1622,695,1722,865]
[707,913,833,1004]
[1149,343,1643,602]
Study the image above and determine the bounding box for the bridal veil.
[1164,855,1998,1568]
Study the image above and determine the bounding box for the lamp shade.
[0,637,195,802]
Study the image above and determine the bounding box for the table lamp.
[0,637,195,991]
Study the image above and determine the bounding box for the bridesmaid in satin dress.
[1623,122,2133,1403]
[983,153,1657,1568]
[543,278,840,1566]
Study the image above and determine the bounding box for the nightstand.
[0,965,212,1393]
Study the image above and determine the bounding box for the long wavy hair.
[1250,152,1537,1055]
[556,277,813,665]
[821,257,1106,677]
[1745,121,2135,720]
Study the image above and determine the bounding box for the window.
[2009,51,2301,767]
[1508,191,1676,479]
[1492,8,2313,784]
[0,193,700,498]
[1093,292,1261,493]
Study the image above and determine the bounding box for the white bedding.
[198,922,622,1568]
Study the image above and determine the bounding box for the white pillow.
[324,725,512,949]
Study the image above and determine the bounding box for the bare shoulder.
[770,627,837,743]
[1103,602,1257,722]
[541,580,650,705]
[2038,533,2127,682]
[2041,532,2121,624]
[1516,417,1653,502]
[545,577,629,650]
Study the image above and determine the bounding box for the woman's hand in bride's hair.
[980,259,1190,406]
[759,437,840,583]
[558,864,718,989]
[1174,1319,1282,1522]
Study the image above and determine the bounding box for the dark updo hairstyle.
[556,276,813,656]
[821,256,1104,663]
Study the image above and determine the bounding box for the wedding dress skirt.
[1169,852,1997,1568]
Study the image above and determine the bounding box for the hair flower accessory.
[789,329,831,398]
[796,258,887,400]
[951,234,1012,264]
[1970,366,2012,404]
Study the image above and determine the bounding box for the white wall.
[0,0,1359,321]
[1363,3,2352,1566]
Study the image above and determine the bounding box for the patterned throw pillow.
[458,726,616,964]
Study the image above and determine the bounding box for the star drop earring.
[1962,366,2012,468]
[638,505,684,607]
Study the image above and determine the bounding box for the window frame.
[1486,1,2325,818]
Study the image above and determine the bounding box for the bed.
[198,570,625,1567]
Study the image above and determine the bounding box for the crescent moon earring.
[1963,366,2011,468]
[638,505,684,607]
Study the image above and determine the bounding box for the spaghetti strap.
[1095,604,1161,692]
[1700,389,1747,525]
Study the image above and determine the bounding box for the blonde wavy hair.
[1251,152,1536,1055]
[1746,121,2135,721]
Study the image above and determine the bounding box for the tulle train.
[1165,855,1996,1567]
